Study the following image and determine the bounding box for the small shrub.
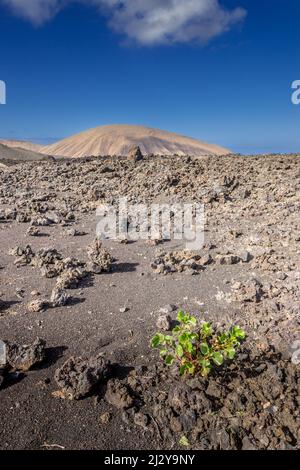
[151,311,246,377]
[179,435,190,447]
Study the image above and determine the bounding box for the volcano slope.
[40,124,230,158]
[0,140,43,153]
[0,153,299,450]
[0,142,53,165]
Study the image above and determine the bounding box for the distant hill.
[40,124,230,158]
[0,142,53,164]
[0,139,43,152]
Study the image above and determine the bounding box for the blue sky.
[0,0,299,154]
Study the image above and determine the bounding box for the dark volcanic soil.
[0,153,299,450]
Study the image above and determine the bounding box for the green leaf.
[226,347,236,360]
[218,332,229,344]
[177,310,186,322]
[187,316,197,326]
[201,367,211,377]
[199,357,210,367]
[178,312,191,324]
[198,358,212,376]
[212,352,224,366]
[185,342,195,354]
[190,333,199,341]
[165,355,174,366]
[151,335,160,348]
[201,322,213,337]
[184,361,193,368]
[187,364,196,375]
[151,333,165,348]
[179,436,190,447]
[164,335,173,344]
[179,364,189,376]
[176,344,184,358]
[179,332,189,344]
[172,325,181,333]
[200,342,209,355]
[160,349,168,357]
[232,326,246,340]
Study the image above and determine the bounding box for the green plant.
[151,311,246,377]
[179,435,190,447]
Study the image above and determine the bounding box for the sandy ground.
[0,222,241,449]
[0,153,299,450]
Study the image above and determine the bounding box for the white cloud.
[1,0,247,45]
[2,0,64,25]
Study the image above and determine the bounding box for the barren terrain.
[0,140,43,153]
[0,153,299,450]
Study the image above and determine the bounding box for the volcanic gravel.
[0,153,299,450]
